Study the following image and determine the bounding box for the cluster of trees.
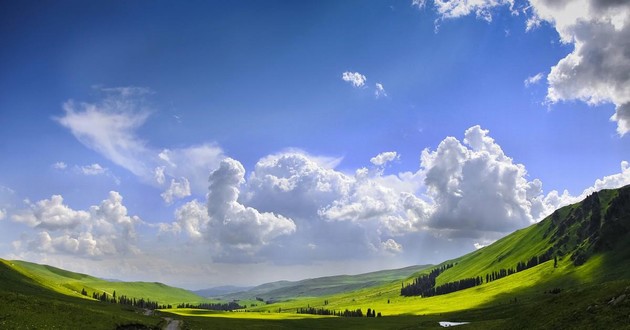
[400,264,453,297]
[82,289,171,310]
[485,250,554,284]
[297,307,380,317]
[431,277,483,297]
[176,301,245,311]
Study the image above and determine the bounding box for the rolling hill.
[0,259,163,329]
[216,264,431,301]
[6,259,209,306]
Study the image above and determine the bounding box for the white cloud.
[154,166,166,185]
[342,71,367,88]
[56,90,151,178]
[56,87,225,194]
[155,144,224,194]
[473,242,486,249]
[381,238,403,253]
[370,151,399,166]
[208,158,296,255]
[0,208,6,221]
[52,162,67,170]
[421,125,546,236]
[79,163,107,175]
[170,199,208,240]
[375,83,388,98]
[11,191,141,258]
[524,72,544,87]
[246,151,429,254]
[543,160,630,212]
[161,177,191,204]
[12,195,89,230]
[417,0,514,22]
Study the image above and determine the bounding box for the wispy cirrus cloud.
[55,87,225,201]
[524,72,544,87]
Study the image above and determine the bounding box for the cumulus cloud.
[12,195,89,230]
[164,158,298,260]
[208,158,296,253]
[370,151,399,166]
[56,87,225,195]
[0,208,6,221]
[524,72,544,87]
[420,126,547,236]
[11,191,141,258]
[375,83,388,98]
[161,177,191,204]
[381,238,403,253]
[342,71,367,88]
[245,151,430,255]
[170,199,208,240]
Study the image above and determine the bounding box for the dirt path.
[163,317,181,330]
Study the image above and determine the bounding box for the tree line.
[400,263,453,297]
[83,289,171,310]
[485,249,554,284]
[296,306,381,317]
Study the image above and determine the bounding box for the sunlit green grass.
[0,260,163,329]
[9,259,211,306]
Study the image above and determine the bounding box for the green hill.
[8,259,209,306]
[219,264,431,301]
[0,259,163,329]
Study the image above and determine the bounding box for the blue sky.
[1,0,629,288]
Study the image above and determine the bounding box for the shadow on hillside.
[451,251,630,330]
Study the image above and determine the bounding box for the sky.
[1,0,629,289]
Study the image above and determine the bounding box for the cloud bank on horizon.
[7,89,630,267]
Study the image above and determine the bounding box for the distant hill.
[221,265,431,301]
[193,285,252,298]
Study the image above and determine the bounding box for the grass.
[9,259,212,306]
[0,260,163,329]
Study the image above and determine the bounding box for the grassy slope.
[9,259,209,306]
[222,264,431,301]
[0,259,163,329]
